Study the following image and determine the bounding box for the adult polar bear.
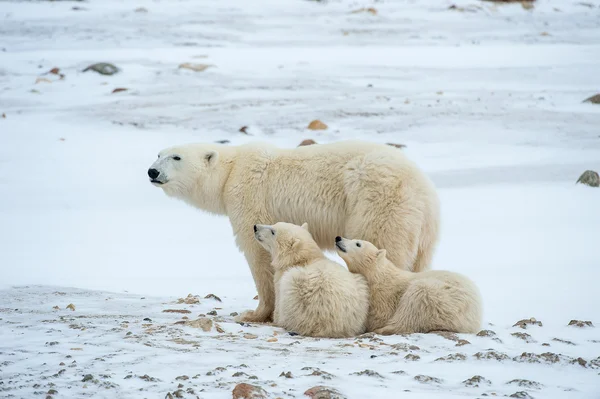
[147,141,440,323]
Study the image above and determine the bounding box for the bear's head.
[147,144,231,214]
[335,236,386,275]
[254,222,323,269]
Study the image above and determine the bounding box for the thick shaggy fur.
[336,238,482,334]
[148,141,440,323]
[254,222,369,338]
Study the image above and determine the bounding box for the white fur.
[148,141,440,323]
[336,238,482,334]
[255,222,369,338]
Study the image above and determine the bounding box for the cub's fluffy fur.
[255,222,369,338]
[336,237,482,334]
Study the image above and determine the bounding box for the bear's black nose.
[335,236,342,242]
[148,168,160,179]
[253,225,258,233]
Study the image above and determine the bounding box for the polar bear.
[335,237,482,334]
[147,141,439,323]
[254,222,369,338]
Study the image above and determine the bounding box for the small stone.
[456,339,471,347]
[52,306,60,310]
[266,338,278,343]
[138,374,159,382]
[66,304,76,311]
[215,139,230,144]
[240,126,250,134]
[304,386,346,399]
[386,143,406,149]
[507,379,543,389]
[243,333,258,339]
[576,171,599,188]
[175,375,189,381]
[134,7,148,13]
[350,7,377,15]
[463,375,491,387]
[253,295,259,300]
[391,370,407,375]
[83,63,119,76]
[47,389,58,395]
[232,383,268,399]
[432,330,459,341]
[351,369,383,378]
[307,120,328,130]
[404,354,420,361]
[583,94,600,104]
[143,318,152,322]
[204,293,222,302]
[299,139,317,147]
[178,63,213,72]
[552,338,576,345]
[513,317,542,329]
[215,324,225,333]
[279,371,293,378]
[81,374,93,382]
[185,318,213,332]
[230,312,239,317]
[163,309,192,314]
[302,367,334,380]
[509,392,533,399]
[473,350,510,361]
[111,87,128,93]
[435,353,467,362]
[511,332,537,343]
[477,330,496,337]
[414,375,443,384]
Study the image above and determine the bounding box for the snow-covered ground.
[1,0,599,398]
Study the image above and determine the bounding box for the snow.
[1,0,599,398]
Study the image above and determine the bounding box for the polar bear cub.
[254,222,369,338]
[336,237,482,334]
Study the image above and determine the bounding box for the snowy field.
[1,0,600,398]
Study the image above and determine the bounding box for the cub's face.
[335,236,385,274]
[147,144,218,198]
[254,222,311,261]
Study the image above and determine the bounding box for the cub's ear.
[375,249,387,263]
[291,237,301,250]
[301,223,309,231]
[205,150,218,165]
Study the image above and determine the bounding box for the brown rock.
[576,171,599,187]
[185,318,213,332]
[178,63,213,72]
[583,94,600,104]
[66,304,76,311]
[386,143,406,149]
[240,126,249,134]
[48,68,60,75]
[404,354,420,361]
[253,295,259,300]
[568,319,594,328]
[177,294,200,304]
[279,371,293,378]
[266,337,278,343]
[112,88,128,93]
[299,139,317,147]
[473,350,510,361]
[513,317,542,329]
[307,120,328,130]
[435,353,467,362]
[232,383,268,399]
[456,339,471,347]
[477,330,496,337]
[507,379,543,389]
[414,375,443,384]
[204,293,222,302]
[511,332,537,343]
[350,7,377,15]
[463,375,491,387]
[163,309,192,314]
[243,333,258,339]
[304,386,346,399]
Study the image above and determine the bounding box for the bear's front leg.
[237,243,275,323]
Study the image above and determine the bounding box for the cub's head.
[147,144,229,213]
[254,222,321,268]
[335,236,386,274]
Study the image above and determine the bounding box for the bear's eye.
[173,156,181,161]
[356,242,361,247]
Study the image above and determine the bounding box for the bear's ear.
[291,237,301,251]
[301,223,309,231]
[375,249,387,263]
[205,150,218,166]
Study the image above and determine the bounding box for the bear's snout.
[148,168,160,179]
[335,236,342,242]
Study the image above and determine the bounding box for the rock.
[463,375,491,387]
[163,309,192,314]
[477,330,496,337]
[350,7,377,15]
[266,337,278,343]
[576,171,599,187]
[139,374,160,382]
[551,338,576,345]
[207,310,217,316]
[404,354,420,361]
[215,140,230,144]
[66,304,76,311]
[215,323,225,333]
[232,383,267,399]
[456,339,471,347]
[435,353,467,362]
[177,294,200,304]
[240,126,250,134]
[307,120,328,130]
[473,350,510,361]
[48,68,60,75]
[143,318,152,322]
[47,389,58,395]
[568,319,594,327]
[351,369,383,378]
[386,143,406,149]
[178,63,213,72]
[134,7,148,13]
[243,333,258,339]
[513,351,581,366]
[185,318,213,332]
[83,63,119,75]
[583,94,600,104]
[279,371,293,378]
[81,374,93,382]
[299,139,317,147]
[52,306,60,310]
[204,293,222,302]
[509,392,533,399]
[391,370,407,375]
[389,343,420,351]
[513,317,542,329]
[432,330,459,341]
[589,356,600,369]
[304,386,346,399]
[511,332,537,343]
[414,375,443,384]
[111,88,128,93]
[302,367,334,380]
[507,379,543,389]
